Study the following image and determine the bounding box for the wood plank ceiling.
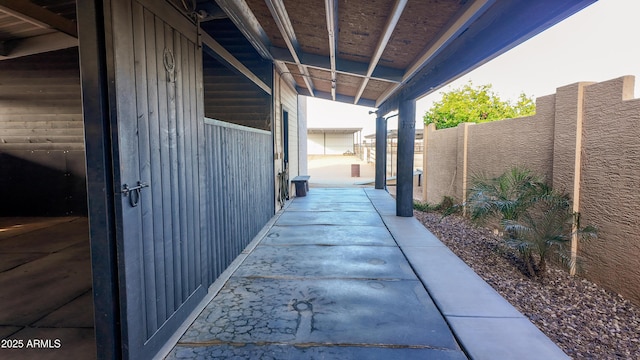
[0,0,597,110]
[0,0,77,60]
[204,0,596,110]
[210,0,472,107]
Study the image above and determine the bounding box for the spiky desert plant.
[503,187,597,277]
[466,166,544,226]
[466,167,597,278]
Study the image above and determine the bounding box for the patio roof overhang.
[308,127,362,135]
[0,1,596,113]
[199,0,597,113]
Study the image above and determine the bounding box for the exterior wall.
[425,125,459,202]
[579,77,640,304]
[325,133,355,155]
[308,133,325,154]
[0,48,86,216]
[298,95,308,175]
[273,71,299,205]
[423,76,640,305]
[466,95,556,184]
[202,54,271,130]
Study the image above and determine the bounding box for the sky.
[306,0,640,136]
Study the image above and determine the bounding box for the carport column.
[375,115,387,189]
[396,98,416,217]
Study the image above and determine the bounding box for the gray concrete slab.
[446,317,570,360]
[0,217,79,241]
[0,253,46,272]
[233,245,417,280]
[180,277,461,350]
[34,291,94,328]
[0,326,21,338]
[0,242,92,325]
[383,215,445,247]
[164,187,568,360]
[364,190,398,216]
[0,218,88,253]
[167,343,467,360]
[262,225,397,246]
[286,201,376,212]
[277,211,385,226]
[294,189,371,203]
[402,246,523,318]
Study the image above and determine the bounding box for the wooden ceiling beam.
[0,31,77,60]
[353,0,407,105]
[214,0,272,60]
[0,0,77,37]
[375,0,494,107]
[201,30,271,95]
[264,0,315,96]
[324,0,338,100]
[213,0,296,90]
[270,46,402,83]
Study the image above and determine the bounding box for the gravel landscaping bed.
[414,210,640,359]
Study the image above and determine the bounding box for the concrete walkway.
[163,188,568,360]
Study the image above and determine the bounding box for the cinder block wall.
[579,77,640,304]
[423,76,640,305]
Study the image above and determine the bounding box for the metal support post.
[396,98,416,217]
[375,115,387,189]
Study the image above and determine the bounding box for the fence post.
[552,82,591,275]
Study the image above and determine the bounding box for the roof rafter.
[0,0,77,37]
[213,0,297,90]
[270,46,402,83]
[201,30,271,95]
[324,0,338,100]
[264,0,315,96]
[0,31,76,60]
[214,0,272,60]
[353,0,407,105]
[375,0,494,107]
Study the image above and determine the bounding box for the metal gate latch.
[121,181,149,207]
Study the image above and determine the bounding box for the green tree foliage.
[423,82,536,129]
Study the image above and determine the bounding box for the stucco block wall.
[425,124,460,202]
[423,76,640,305]
[579,76,640,303]
[466,93,556,184]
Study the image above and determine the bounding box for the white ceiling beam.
[270,46,403,83]
[264,0,315,96]
[201,30,271,95]
[214,0,272,60]
[0,0,77,38]
[324,0,338,100]
[353,0,407,105]
[375,0,494,107]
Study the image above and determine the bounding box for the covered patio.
[0,0,598,358]
[162,188,566,359]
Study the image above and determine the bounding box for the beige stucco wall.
[466,94,556,183]
[424,124,460,202]
[579,76,640,303]
[423,76,640,305]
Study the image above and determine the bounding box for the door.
[78,0,206,358]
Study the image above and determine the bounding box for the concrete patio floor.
[163,188,568,360]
